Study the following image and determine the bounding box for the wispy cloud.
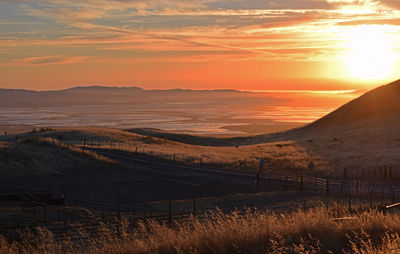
[7,55,90,66]
[1,0,400,88]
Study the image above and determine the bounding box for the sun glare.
[345,25,397,80]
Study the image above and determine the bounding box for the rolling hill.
[2,80,400,177]
[304,79,400,130]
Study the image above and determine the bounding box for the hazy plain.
[0,87,355,135]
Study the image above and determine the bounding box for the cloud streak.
[7,55,90,66]
[0,0,400,89]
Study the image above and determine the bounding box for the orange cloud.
[1,0,400,90]
[7,55,90,66]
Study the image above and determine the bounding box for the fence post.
[168,181,172,227]
[348,192,352,212]
[341,182,344,195]
[117,183,121,221]
[384,166,387,180]
[370,190,373,209]
[392,185,396,203]
[300,174,303,191]
[356,181,359,196]
[285,176,288,190]
[326,179,329,196]
[256,173,260,189]
[44,206,48,223]
[193,186,197,217]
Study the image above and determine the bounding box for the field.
[2,207,400,253]
[1,121,400,253]
[3,124,400,179]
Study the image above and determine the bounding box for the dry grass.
[0,128,306,174]
[0,136,117,176]
[9,127,321,175]
[41,127,393,178]
[121,123,400,178]
[22,136,117,164]
[2,208,400,253]
[3,123,400,178]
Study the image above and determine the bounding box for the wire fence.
[3,137,400,241]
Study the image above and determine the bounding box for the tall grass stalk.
[2,208,400,253]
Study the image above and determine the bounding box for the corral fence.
[2,173,400,239]
[3,137,400,241]
[0,199,309,242]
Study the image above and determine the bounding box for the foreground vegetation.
[2,208,400,253]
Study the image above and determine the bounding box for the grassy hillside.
[3,122,399,178]
[3,81,400,177]
[124,81,400,177]
[306,79,400,129]
[2,128,321,175]
[0,136,116,177]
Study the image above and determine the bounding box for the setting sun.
[345,25,398,80]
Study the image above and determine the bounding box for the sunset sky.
[1,0,400,91]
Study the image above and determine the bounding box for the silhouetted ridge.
[307,79,400,128]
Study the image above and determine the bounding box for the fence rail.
[3,137,400,241]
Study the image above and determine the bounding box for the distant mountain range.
[0,86,285,108]
[2,81,399,129]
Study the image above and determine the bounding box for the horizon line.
[0,85,363,94]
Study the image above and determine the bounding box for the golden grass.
[20,136,117,165]
[4,125,400,178]
[2,208,400,253]
[26,127,319,175]
[0,136,117,176]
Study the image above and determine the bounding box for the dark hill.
[128,79,400,146]
[305,79,400,129]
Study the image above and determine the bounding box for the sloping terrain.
[304,79,400,130]
[126,80,400,177]
[0,137,116,177]
[2,80,400,178]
